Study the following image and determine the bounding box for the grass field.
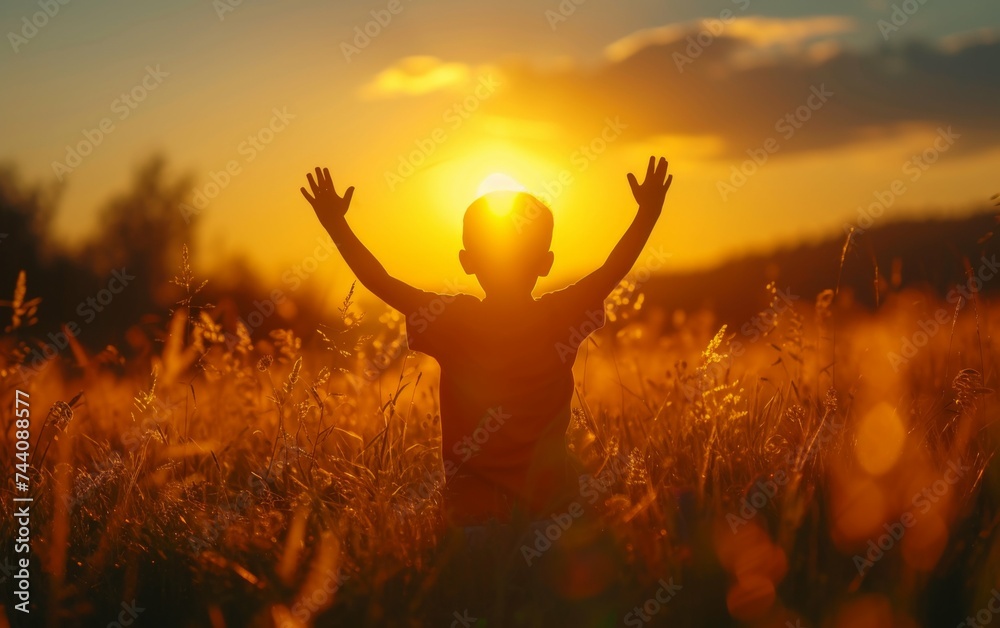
[2,258,999,627]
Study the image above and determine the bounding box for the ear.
[536,251,554,277]
[459,249,476,275]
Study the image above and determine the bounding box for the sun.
[476,172,526,196]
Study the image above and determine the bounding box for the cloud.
[488,28,1000,161]
[359,56,495,99]
[605,24,688,62]
[726,16,857,49]
[939,27,1000,53]
[605,16,858,63]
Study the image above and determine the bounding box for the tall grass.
[1,258,997,627]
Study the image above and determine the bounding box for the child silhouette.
[301,156,672,525]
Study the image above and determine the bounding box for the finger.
[307,172,319,195]
[300,187,315,204]
[645,156,655,181]
[315,167,324,189]
[627,172,640,196]
[664,174,673,191]
[657,157,668,180]
[325,171,336,195]
[344,186,355,206]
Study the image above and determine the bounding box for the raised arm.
[575,156,672,300]
[300,167,428,313]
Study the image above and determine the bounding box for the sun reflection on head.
[477,172,526,196]
[476,173,528,216]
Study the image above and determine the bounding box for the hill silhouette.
[640,208,998,328]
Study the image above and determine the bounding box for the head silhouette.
[459,191,554,300]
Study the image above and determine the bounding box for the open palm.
[627,156,672,215]
[301,167,354,226]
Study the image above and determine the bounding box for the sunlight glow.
[477,172,527,196]
[480,190,521,216]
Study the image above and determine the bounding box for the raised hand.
[627,156,672,217]
[301,167,354,226]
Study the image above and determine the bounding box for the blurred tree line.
[0,156,192,339]
[0,155,331,360]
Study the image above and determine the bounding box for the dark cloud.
[489,32,1000,158]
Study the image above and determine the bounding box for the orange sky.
[2,1,999,301]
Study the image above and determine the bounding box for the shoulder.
[439,293,481,310]
[538,284,607,328]
[538,283,603,309]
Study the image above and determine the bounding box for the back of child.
[300,157,672,526]
[404,278,605,523]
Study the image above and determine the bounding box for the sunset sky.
[3,0,999,300]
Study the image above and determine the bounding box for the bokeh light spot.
[855,402,905,476]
